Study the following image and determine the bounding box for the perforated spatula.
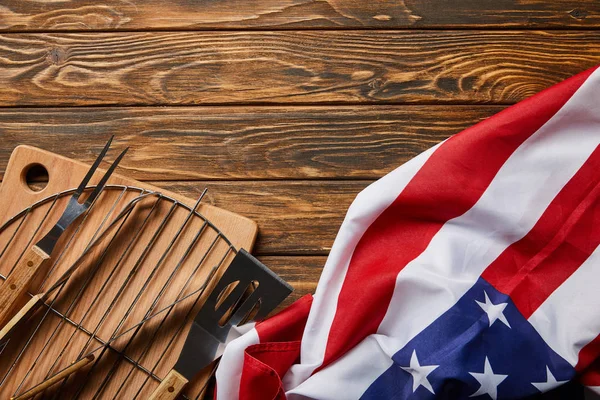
[149,249,293,400]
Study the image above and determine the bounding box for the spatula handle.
[149,369,189,400]
[0,245,49,327]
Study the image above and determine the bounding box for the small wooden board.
[0,145,258,399]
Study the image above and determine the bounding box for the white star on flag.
[469,356,508,400]
[531,366,568,392]
[476,291,511,328]
[401,350,439,394]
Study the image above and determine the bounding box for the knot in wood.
[569,8,588,20]
[369,78,386,90]
[47,48,66,65]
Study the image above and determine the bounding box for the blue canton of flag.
[361,278,576,399]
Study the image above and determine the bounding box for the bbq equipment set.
[0,140,293,399]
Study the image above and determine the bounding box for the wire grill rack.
[0,185,238,399]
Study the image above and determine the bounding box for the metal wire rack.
[0,185,238,399]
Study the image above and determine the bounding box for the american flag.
[214,65,600,399]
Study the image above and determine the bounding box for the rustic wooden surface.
[0,0,599,397]
[0,31,600,106]
[1,1,599,30]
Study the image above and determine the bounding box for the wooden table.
[0,1,600,314]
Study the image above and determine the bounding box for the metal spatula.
[148,249,293,400]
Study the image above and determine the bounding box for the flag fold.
[216,65,600,399]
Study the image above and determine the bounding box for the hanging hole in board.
[21,163,49,193]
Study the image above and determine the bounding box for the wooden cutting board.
[0,145,258,399]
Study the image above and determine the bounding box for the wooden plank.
[1,105,500,181]
[0,31,598,106]
[1,0,599,30]
[155,180,371,255]
[258,256,324,311]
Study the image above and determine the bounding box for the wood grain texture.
[258,256,324,311]
[0,31,598,106]
[156,180,371,255]
[0,106,498,180]
[0,0,599,30]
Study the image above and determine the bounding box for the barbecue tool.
[0,137,127,328]
[149,249,293,400]
[0,145,259,399]
[0,192,157,345]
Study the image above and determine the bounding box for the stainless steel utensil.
[149,248,293,400]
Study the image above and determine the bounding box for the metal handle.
[148,369,189,400]
[0,245,49,327]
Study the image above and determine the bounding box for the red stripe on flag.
[482,145,600,318]
[255,294,312,343]
[240,342,300,400]
[237,296,312,400]
[577,334,600,376]
[319,66,598,372]
[579,363,600,387]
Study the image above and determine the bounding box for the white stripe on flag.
[283,143,440,390]
[528,245,600,366]
[286,335,393,400]
[585,387,600,398]
[286,67,600,399]
[215,323,257,400]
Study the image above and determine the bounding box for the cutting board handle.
[1,146,61,200]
